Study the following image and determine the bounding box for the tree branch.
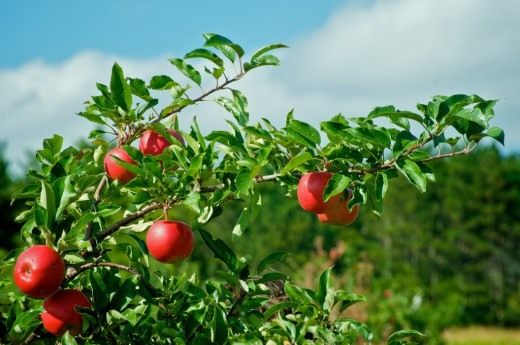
[198,173,281,193]
[84,175,108,244]
[23,325,43,345]
[66,261,139,281]
[419,146,474,163]
[95,202,162,242]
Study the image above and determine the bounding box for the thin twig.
[66,262,139,281]
[198,173,281,193]
[23,325,43,345]
[124,72,246,144]
[84,175,108,244]
[419,146,473,163]
[95,202,162,241]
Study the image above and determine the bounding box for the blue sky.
[1,0,519,175]
[1,0,348,67]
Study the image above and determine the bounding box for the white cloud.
[1,0,519,175]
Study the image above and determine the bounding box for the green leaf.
[323,174,351,202]
[334,292,367,312]
[346,127,391,148]
[387,329,426,345]
[257,251,287,273]
[149,75,178,90]
[244,55,282,71]
[185,48,224,67]
[284,282,315,305]
[119,220,153,233]
[110,62,132,111]
[486,126,505,145]
[128,77,151,101]
[54,176,76,221]
[393,131,418,157]
[368,106,423,124]
[39,180,56,228]
[43,134,63,155]
[286,118,321,147]
[281,151,313,174]
[169,58,202,86]
[250,43,288,62]
[188,154,204,177]
[211,304,228,344]
[396,159,427,192]
[375,172,388,201]
[263,301,298,320]
[235,169,254,195]
[62,332,79,345]
[445,108,487,128]
[316,268,332,307]
[203,33,244,61]
[199,229,238,271]
[77,111,108,125]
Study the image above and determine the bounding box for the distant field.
[443,326,520,345]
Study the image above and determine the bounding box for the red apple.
[317,190,360,226]
[146,220,194,263]
[297,172,341,213]
[103,147,136,183]
[139,129,184,156]
[13,245,65,298]
[42,289,91,336]
[41,311,82,336]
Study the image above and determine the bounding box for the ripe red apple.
[103,147,136,183]
[297,172,341,213]
[13,245,65,298]
[316,191,360,226]
[139,129,184,156]
[42,289,91,336]
[146,220,194,263]
[41,311,82,336]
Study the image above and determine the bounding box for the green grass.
[443,327,520,345]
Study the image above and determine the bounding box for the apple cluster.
[297,172,359,225]
[104,129,194,263]
[13,245,91,336]
[12,129,194,338]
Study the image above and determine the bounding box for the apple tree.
[0,34,504,344]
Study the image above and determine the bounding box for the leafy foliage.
[0,34,503,344]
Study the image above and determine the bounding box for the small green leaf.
[185,48,224,67]
[62,332,79,345]
[199,229,238,271]
[286,118,321,147]
[263,301,298,320]
[43,134,63,155]
[211,304,228,344]
[250,44,288,62]
[387,329,426,345]
[323,174,351,202]
[39,180,56,228]
[284,282,315,305]
[281,151,313,174]
[149,75,178,90]
[110,63,132,111]
[169,58,202,86]
[486,126,505,145]
[375,172,388,201]
[54,176,76,221]
[396,159,427,192]
[334,292,367,312]
[257,252,287,273]
[128,77,151,101]
[316,268,332,307]
[203,33,244,61]
[235,169,254,195]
